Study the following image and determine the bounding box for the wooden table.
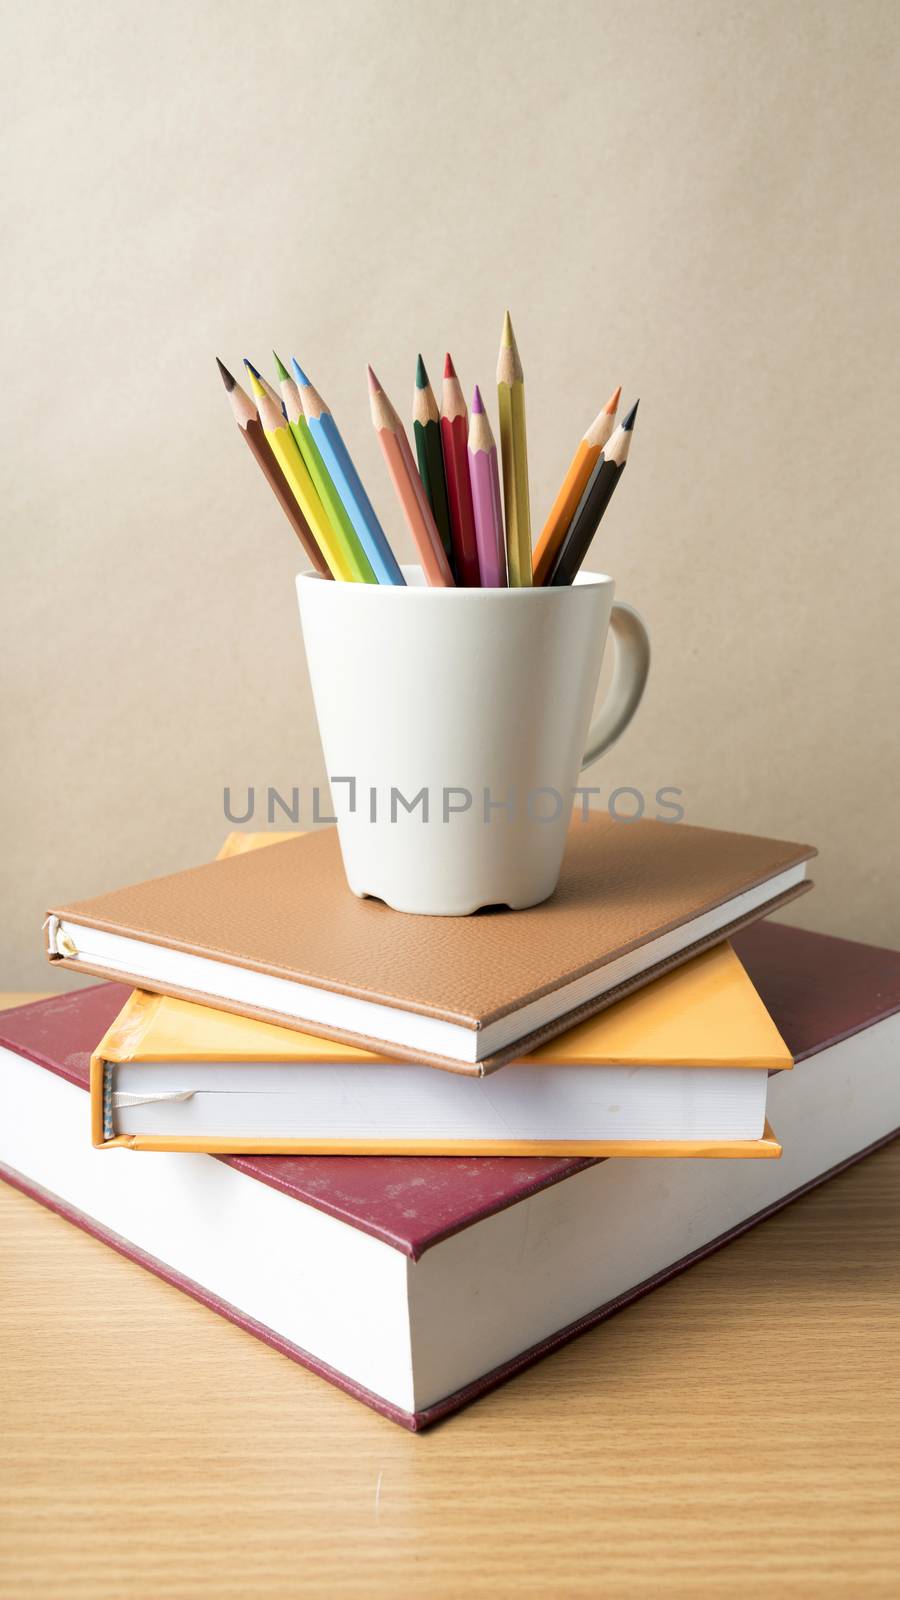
[1,994,898,1599]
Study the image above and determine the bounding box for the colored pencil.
[367,367,454,587]
[496,312,533,587]
[532,386,621,585]
[545,401,640,586]
[244,364,375,583]
[215,359,331,578]
[273,353,377,583]
[273,352,309,457]
[467,386,507,588]
[440,354,481,586]
[413,355,454,573]
[244,359,287,419]
[292,361,405,587]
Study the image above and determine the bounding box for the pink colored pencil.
[467,387,507,587]
[367,367,455,587]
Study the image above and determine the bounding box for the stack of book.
[2,819,898,1429]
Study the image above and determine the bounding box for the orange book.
[91,835,791,1156]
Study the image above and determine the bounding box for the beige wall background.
[2,0,899,988]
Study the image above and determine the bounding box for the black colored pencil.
[545,402,639,586]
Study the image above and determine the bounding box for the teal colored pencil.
[291,359,405,587]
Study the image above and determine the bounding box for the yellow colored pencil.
[244,360,287,418]
[532,386,621,585]
[273,353,378,583]
[496,311,532,586]
[245,365,374,582]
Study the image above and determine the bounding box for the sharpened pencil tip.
[501,310,514,348]
[605,385,622,415]
[243,358,261,380]
[622,400,639,431]
[367,365,383,396]
[472,385,485,414]
[216,357,235,392]
[272,351,290,383]
[443,352,456,380]
[415,353,428,389]
[291,358,310,388]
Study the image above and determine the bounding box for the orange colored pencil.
[532,386,621,585]
[368,367,454,587]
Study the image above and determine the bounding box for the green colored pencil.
[412,355,454,571]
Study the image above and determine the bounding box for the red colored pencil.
[441,353,481,586]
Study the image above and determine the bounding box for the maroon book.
[1,921,898,1429]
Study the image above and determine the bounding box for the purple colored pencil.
[467,387,507,587]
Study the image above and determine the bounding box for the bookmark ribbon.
[112,1090,196,1110]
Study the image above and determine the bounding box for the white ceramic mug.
[296,566,650,915]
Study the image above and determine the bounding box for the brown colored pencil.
[368,367,454,587]
[216,359,331,577]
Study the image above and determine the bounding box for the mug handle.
[580,601,651,770]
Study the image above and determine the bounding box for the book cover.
[45,815,815,1074]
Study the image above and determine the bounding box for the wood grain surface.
[1,995,898,1599]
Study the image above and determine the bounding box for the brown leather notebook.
[45,815,815,1074]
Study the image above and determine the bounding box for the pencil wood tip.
[443,352,456,380]
[496,314,523,384]
[367,364,383,396]
[415,353,429,389]
[291,358,310,388]
[622,399,639,431]
[216,357,235,392]
[272,351,290,382]
[605,385,622,415]
[244,362,264,399]
[472,384,485,414]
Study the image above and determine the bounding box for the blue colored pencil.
[292,360,405,586]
